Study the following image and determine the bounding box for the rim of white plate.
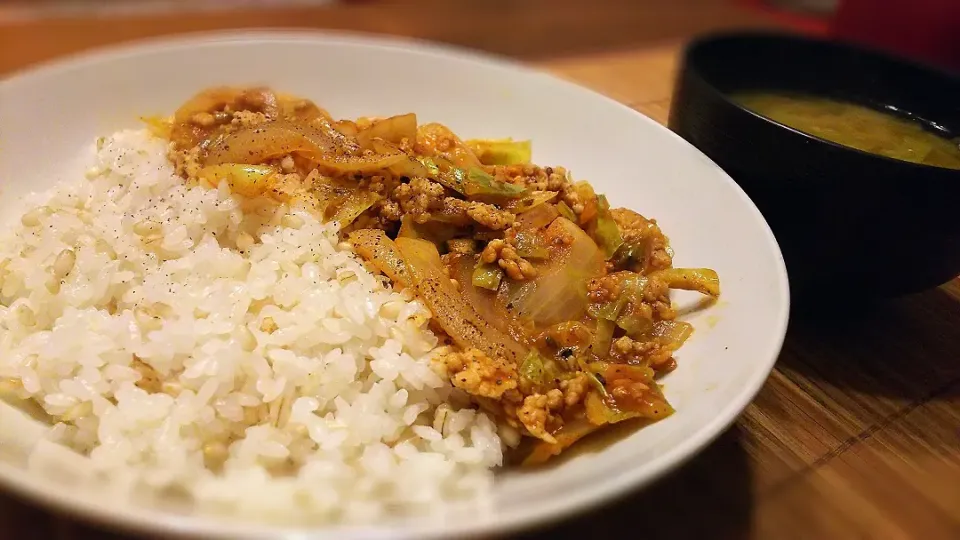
[0,29,791,540]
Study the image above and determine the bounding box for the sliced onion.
[396,237,527,363]
[329,191,380,227]
[522,417,602,466]
[276,93,331,122]
[398,216,467,247]
[170,87,279,150]
[170,87,244,149]
[174,87,246,122]
[505,191,558,213]
[356,113,418,150]
[204,120,407,174]
[348,229,412,289]
[451,255,515,335]
[389,157,433,179]
[195,164,278,198]
[417,123,483,169]
[333,119,360,137]
[310,176,360,215]
[204,120,331,165]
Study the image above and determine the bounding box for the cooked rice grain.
[0,130,500,522]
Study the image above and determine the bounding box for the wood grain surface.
[2,1,959,539]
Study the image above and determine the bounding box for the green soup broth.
[731,92,960,170]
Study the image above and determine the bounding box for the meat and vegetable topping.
[157,86,721,464]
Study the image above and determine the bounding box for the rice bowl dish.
[0,32,789,539]
[0,81,720,521]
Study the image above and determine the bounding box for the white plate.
[0,30,789,539]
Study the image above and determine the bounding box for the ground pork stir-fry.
[158,86,722,465]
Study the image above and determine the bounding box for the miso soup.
[732,92,960,170]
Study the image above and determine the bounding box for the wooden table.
[2,1,960,538]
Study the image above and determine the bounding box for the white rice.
[0,130,501,523]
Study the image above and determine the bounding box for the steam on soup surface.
[732,92,960,170]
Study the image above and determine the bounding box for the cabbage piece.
[584,392,639,425]
[517,351,565,394]
[598,363,674,420]
[591,319,615,356]
[645,320,694,350]
[519,352,546,387]
[586,273,654,337]
[465,138,533,165]
[513,230,549,260]
[587,274,646,321]
[615,304,655,336]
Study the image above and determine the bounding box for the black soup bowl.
[669,32,960,299]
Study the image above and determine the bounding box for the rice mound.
[0,130,501,522]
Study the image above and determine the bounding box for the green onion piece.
[465,167,528,198]
[556,200,578,222]
[472,263,504,290]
